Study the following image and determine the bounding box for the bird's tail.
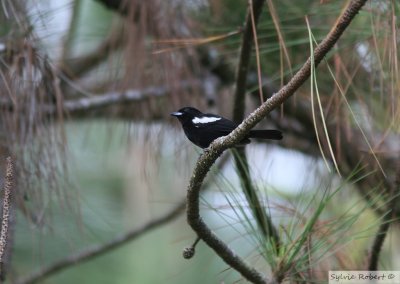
[248,129,283,140]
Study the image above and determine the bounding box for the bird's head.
[170,107,203,124]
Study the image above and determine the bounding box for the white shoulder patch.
[192,116,221,124]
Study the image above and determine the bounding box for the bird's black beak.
[170,112,183,117]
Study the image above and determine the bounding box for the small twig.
[186,1,369,283]
[368,160,400,270]
[0,157,13,281]
[15,201,185,284]
[182,237,201,259]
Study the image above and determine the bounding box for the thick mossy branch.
[186,0,369,283]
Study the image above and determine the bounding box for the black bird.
[171,107,282,148]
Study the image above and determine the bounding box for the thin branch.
[231,0,281,252]
[58,78,210,114]
[0,157,13,281]
[61,32,125,81]
[186,1,369,283]
[1,79,209,115]
[15,201,185,284]
[61,86,170,113]
[367,209,393,271]
[232,0,264,122]
[368,160,400,270]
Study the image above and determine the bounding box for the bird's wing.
[196,115,238,134]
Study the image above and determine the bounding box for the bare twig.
[60,85,171,113]
[186,1,369,283]
[0,157,13,281]
[1,78,211,115]
[58,78,211,114]
[15,201,185,284]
